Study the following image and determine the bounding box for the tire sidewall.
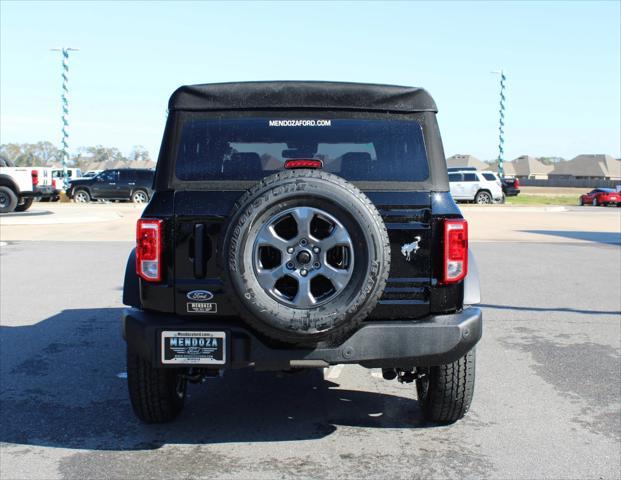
[225,172,388,342]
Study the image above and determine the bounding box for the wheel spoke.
[290,207,314,239]
[294,275,316,308]
[322,264,352,290]
[255,264,286,290]
[255,226,289,251]
[321,223,352,250]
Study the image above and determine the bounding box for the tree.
[80,145,125,163]
[0,142,61,166]
[130,145,150,162]
[33,141,61,165]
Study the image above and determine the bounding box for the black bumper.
[123,308,482,370]
[503,188,520,197]
[23,185,57,198]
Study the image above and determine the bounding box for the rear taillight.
[136,219,163,282]
[443,219,468,283]
[31,170,39,187]
[514,178,520,189]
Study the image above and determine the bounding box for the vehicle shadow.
[0,209,53,217]
[520,230,621,245]
[0,308,430,452]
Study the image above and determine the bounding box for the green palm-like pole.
[492,70,507,178]
[51,47,78,188]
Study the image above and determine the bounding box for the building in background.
[549,154,621,181]
[509,155,553,179]
[446,154,489,170]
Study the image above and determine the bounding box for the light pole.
[51,47,79,188]
[491,70,506,178]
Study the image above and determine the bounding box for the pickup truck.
[0,167,57,213]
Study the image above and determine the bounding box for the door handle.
[108,183,116,185]
[193,224,206,278]
[128,182,135,186]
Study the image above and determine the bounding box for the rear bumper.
[22,185,57,198]
[122,307,482,369]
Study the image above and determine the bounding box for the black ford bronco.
[122,81,482,425]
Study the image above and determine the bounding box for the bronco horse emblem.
[401,236,422,261]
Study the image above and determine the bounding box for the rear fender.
[123,248,140,307]
[0,174,20,195]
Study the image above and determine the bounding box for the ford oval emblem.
[186,290,214,301]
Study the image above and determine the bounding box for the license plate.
[161,331,226,365]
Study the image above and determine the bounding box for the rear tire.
[131,189,149,204]
[0,186,18,213]
[74,189,91,203]
[474,191,492,204]
[127,346,187,423]
[416,349,476,424]
[14,197,34,212]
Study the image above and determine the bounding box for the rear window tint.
[482,173,496,181]
[463,173,477,182]
[175,118,429,182]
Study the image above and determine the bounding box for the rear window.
[482,173,496,181]
[175,118,429,182]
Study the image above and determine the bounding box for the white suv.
[448,168,504,204]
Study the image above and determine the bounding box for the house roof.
[511,155,554,176]
[446,154,489,170]
[168,81,438,113]
[551,154,620,178]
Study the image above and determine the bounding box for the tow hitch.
[382,368,425,383]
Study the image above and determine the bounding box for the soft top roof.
[168,81,437,113]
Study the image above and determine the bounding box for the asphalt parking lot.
[1,205,620,479]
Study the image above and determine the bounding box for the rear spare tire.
[224,170,390,344]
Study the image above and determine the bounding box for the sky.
[1,1,620,161]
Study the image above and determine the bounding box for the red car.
[579,188,620,206]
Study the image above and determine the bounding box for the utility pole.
[51,47,78,188]
[491,70,506,178]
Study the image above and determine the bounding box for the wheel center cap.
[296,251,312,264]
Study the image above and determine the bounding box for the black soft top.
[168,81,437,113]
